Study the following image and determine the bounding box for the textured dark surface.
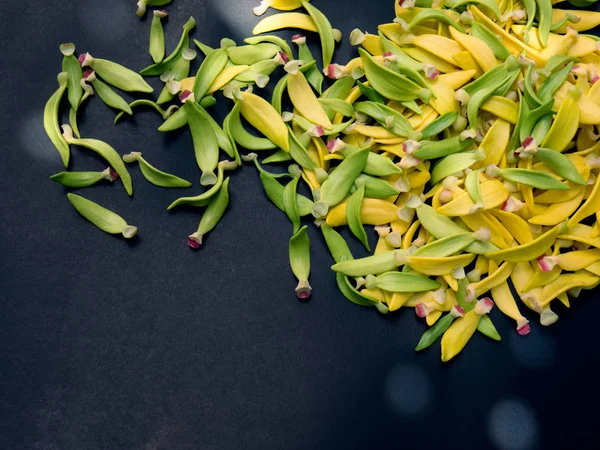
[1,1,599,449]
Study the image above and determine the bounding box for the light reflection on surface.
[210,0,257,39]
[509,328,556,369]
[488,399,539,450]
[19,111,60,167]
[78,1,130,44]
[383,364,432,416]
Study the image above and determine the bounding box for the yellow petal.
[342,83,364,103]
[326,198,398,226]
[542,92,580,152]
[407,170,431,189]
[512,25,593,57]
[477,118,511,166]
[511,25,542,50]
[287,71,333,130]
[375,137,406,145]
[342,133,367,147]
[540,273,600,307]
[558,224,600,249]
[566,36,599,58]
[557,292,571,308]
[388,292,412,311]
[592,220,600,239]
[378,23,408,46]
[588,81,600,107]
[402,219,422,250]
[569,175,600,227]
[511,262,543,311]
[488,258,499,274]
[523,266,562,292]
[452,51,483,78]
[375,235,395,254]
[460,211,508,249]
[428,78,458,115]
[252,12,317,35]
[311,136,329,170]
[351,125,397,139]
[403,47,459,74]
[491,281,527,325]
[179,76,194,93]
[551,9,600,32]
[391,217,412,237]
[407,254,476,276]
[208,65,250,94]
[475,255,490,275]
[480,97,519,124]
[344,57,364,74]
[444,275,459,291]
[411,34,464,65]
[362,33,384,55]
[395,6,461,22]
[534,185,585,204]
[538,28,579,62]
[437,179,509,216]
[472,261,515,297]
[426,310,443,326]
[483,211,514,246]
[437,69,477,90]
[385,100,407,114]
[361,288,387,303]
[585,261,600,276]
[412,25,439,35]
[255,0,309,14]
[441,310,480,362]
[489,209,534,245]
[302,170,319,191]
[486,224,563,262]
[408,105,438,129]
[557,249,600,271]
[449,26,497,72]
[554,82,600,125]
[529,190,585,226]
[239,91,289,151]
[394,6,460,22]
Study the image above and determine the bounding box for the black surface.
[1,1,600,449]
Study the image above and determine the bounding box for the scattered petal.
[433,288,446,305]
[439,189,453,204]
[295,280,312,299]
[450,305,465,318]
[292,34,306,45]
[540,307,558,326]
[179,90,195,103]
[375,225,391,237]
[451,266,466,280]
[399,154,421,169]
[474,228,491,242]
[423,64,439,81]
[349,28,366,46]
[188,232,203,249]
[415,302,432,318]
[307,125,325,137]
[394,175,410,192]
[326,63,347,79]
[327,138,346,153]
[537,255,559,273]
[501,196,525,213]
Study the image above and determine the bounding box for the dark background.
[1,1,599,449]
